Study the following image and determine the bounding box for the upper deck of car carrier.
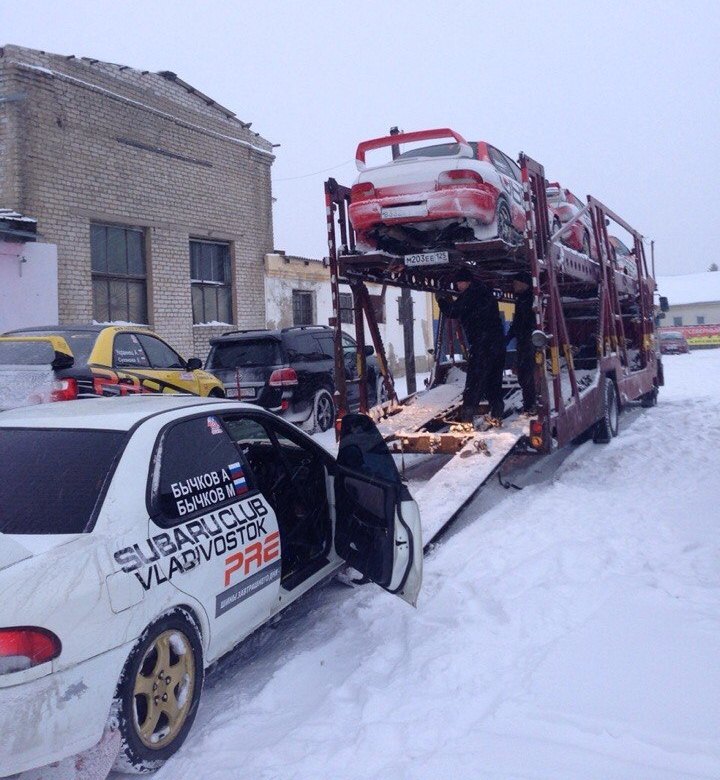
[322,142,663,539]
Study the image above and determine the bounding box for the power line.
[273,159,354,182]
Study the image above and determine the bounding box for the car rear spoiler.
[0,335,75,370]
[355,128,471,171]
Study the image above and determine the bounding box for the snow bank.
[150,351,720,780]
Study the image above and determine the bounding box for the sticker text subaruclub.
[113,495,273,591]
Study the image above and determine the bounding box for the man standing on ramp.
[436,268,506,425]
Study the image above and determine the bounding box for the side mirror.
[659,296,669,312]
[363,345,375,357]
[186,357,203,371]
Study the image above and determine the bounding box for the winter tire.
[113,611,203,774]
[496,200,513,243]
[313,389,335,433]
[593,377,619,443]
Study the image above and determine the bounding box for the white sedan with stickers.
[0,396,422,776]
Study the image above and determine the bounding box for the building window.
[190,241,233,324]
[292,290,314,325]
[369,293,385,324]
[91,224,147,323]
[697,315,705,325]
[673,316,683,326]
[339,292,354,324]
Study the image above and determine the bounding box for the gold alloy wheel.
[132,630,195,750]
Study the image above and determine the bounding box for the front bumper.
[0,642,131,777]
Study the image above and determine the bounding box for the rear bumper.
[349,186,497,232]
[0,642,131,777]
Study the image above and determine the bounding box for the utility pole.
[390,126,417,395]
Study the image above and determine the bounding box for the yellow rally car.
[0,325,223,408]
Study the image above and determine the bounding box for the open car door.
[334,413,422,606]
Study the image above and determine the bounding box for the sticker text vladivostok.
[113,495,279,594]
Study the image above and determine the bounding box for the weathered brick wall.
[0,45,274,359]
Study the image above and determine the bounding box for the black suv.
[205,326,387,431]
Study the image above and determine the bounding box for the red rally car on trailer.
[348,128,526,254]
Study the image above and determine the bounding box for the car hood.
[0,534,80,573]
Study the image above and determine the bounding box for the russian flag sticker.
[228,461,249,495]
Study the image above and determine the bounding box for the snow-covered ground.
[138,350,719,780]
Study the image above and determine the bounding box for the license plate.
[239,387,256,399]
[404,251,450,267]
[381,203,428,220]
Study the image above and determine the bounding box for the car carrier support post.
[351,281,370,412]
[519,153,554,450]
[325,178,398,429]
[325,179,350,432]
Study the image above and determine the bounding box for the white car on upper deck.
[0,396,421,776]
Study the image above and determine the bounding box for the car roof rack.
[280,325,330,333]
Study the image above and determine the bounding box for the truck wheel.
[113,611,203,774]
[313,389,335,433]
[640,387,658,407]
[593,378,619,443]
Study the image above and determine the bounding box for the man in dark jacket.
[506,271,537,414]
[436,268,506,424]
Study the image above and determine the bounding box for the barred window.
[292,290,314,325]
[91,224,147,324]
[190,241,233,324]
[339,292,354,324]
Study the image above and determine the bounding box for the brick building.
[0,44,274,358]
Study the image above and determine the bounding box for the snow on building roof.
[656,272,720,306]
[0,209,36,224]
[0,44,273,154]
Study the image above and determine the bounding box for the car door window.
[152,414,252,525]
[113,332,150,368]
[502,152,521,182]
[224,415,331,586]
[488,146,514,178]
[137,333,186,369]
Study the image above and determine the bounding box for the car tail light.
[269,368,298,387]
[50,378,78,402]
[280,399,290,412]
[529,419,544,450]
[437,169,484,188]
[0,627,61,674]
[350,182,376,201]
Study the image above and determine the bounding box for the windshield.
[207,339,283,369]
[0,428,127,534]
[5,330,98,365]
[660,332,683,340]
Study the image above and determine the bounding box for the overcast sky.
[5,0,719,276]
